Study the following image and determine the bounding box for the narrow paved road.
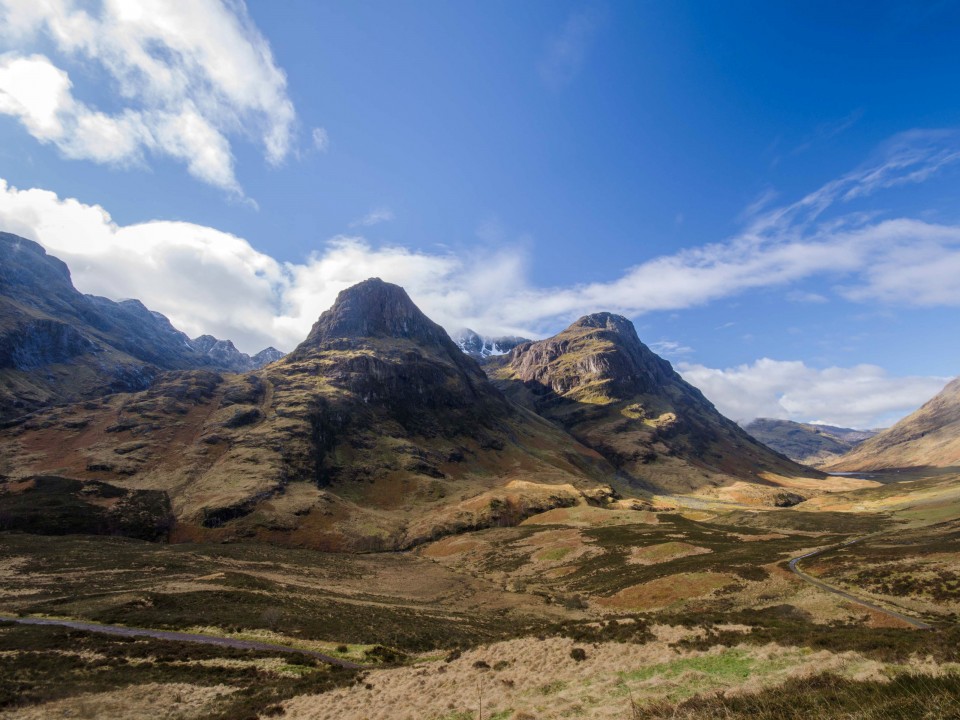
[0,615,364,668]
[787,539,933,630]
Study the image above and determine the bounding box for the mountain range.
[0,232,826,549]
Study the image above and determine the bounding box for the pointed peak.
[569,312,634,334]
[291,278,453,354]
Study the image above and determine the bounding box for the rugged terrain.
[0,233,279,421]
[743,418,878,467]
[827,376,960,471]
[490,313,821,501]
[0,279,623,550]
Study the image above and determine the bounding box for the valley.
[0,238,957,718]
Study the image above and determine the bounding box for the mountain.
[0,279,619,550]
[489,312,822,500]
[0,232,280,420]
[826,377,960,471]
[452,328,530,361]
[743,418,879,467]
[189,335,284,372]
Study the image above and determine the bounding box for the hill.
[488,312,823,502]
[743,418,878,467]
[827,377,960,471]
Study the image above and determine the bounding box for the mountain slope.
[0,232,278,419]
[743,418,878,467]
[0,279,620,550]
[489,313,823,501]
[827,377,960,471]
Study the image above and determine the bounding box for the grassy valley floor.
[1,470,959,718]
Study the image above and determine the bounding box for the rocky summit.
[452,328,530,360]
[490,312,821,501]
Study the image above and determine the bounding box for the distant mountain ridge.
[743,418,879,467]
[0,232,281,420]
[827,377,960,471]
[452,328,530,360]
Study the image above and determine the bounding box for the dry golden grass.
[279,634,896,720]
[627,541,712,566]
[1,682,235,720]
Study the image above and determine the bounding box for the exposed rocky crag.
[0,232,280,420]
[452,328,530,361]
[490,313,822,500]
[743,418,878,467]
[0,279,619,550]
[190,335,284,372]
[827,377,960,471]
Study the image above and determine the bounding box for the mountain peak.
[290,278,455,357]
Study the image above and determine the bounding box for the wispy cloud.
[312,127,330,153]
[0,0,297,195]
[790,109,863,157]
[350,207,394,228]
[649,340,693,358]
[538,6,605,90]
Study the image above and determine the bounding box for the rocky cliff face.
[492,313,821,499]
[827,377,960,471]
[0,232,280,420]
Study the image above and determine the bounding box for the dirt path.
[787,539,933,630]
[0,615,364,668]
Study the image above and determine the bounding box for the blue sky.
[1,0,959,427]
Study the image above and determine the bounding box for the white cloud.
[312,126,329,152]
[649,340,693,358]
[350,207,394,228]
[678,358,951,429]
[0,0,297,193]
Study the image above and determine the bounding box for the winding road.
[0,615,364,668]
[787,538,933,630]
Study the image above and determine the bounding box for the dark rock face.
[0,319,99,370]
[282,279,514,460]
[294,278,455,352]
[0,232,280,419]
[453,328,530,360]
